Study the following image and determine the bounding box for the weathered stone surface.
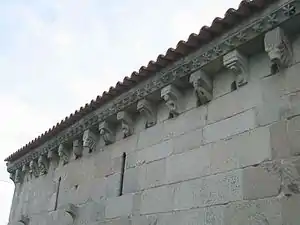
[166,144,211,184]
[123,167,140,194]
[75,200,105,225]
[105,173,121,198]
[172,127,203,154]
[156,206,224,225]
[174,166,280,210]
[105,193,136,219]
[223,197,282,225]
[203,109,257,143]
[140,185,175,214]
[137,140,172,165]
[207,82,262,124]
[163,106,207,139]
[167,127,271,183]
[270,116,300,159]
[139,159,166,190]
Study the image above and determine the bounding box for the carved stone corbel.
[83,129,97,153]
[189,70,213,106]
[73,139,83,159]
[58,144,70,165]
[9,171,15,182]
[161,84,182,118]
[29,160,39,178]
[21,164,29,181]
[48,150,59,163]
[223,50,248,88]
[137,99,157,128]
[99,121,115,145]
[14,169,23,183]
[38,155,49,176]
[117,111,134,138]
[264,27,292,74]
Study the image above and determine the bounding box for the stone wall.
[6,2,300,224]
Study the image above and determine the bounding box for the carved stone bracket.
[223,49,248,88]
[48,150,58,162]
[117,111,134,138]
[38,155,49,176]
[189,70,213,106]
[73,139,83,159]
[264,27,292,74]
[83,129,97,153]
[99,121,116,145]
[161,84,182,118]
[58,144,70,165]
[14,169,23,183]
[9,171,14,182]
[137,99,157,128]
[29,160,39,178]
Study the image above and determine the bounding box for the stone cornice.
[7,0,300,173]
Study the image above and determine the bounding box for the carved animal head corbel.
[161,84,182,118]
[14,169,23,183]
[99,121,116,145]
[82,129,97,153]
[29,160,39,178]
[264,27,292,74]
[223,50,248,88]
[38,155,49,176]
[137,99,157,128]
[189,70,213,106]
[58,144,70,165]
[72,139,83,159]
[117,111,134,138]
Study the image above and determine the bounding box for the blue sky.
[0,0,241,224]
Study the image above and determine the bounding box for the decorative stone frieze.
[137,99,157,128]
[189,70,213,106]
[83,129,97,153]
[161,84,182,118]
[99,121,116,145]
[6,0,300,174]
[73,139,83,159]
[223,50,248,88]
[29,160,39,178]
[264,27,292,74]
[37,155,49,176]
[117,111,134,138]
[58,144,70,165]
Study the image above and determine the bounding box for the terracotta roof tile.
[5,0,277,162]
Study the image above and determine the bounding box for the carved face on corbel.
[38,155,49,176]
[82,130,97,153]
[58,144,69,165]
[99,121,115,145]
[73,140,83,159]
[29,160,38,178]
[14,169,23,183]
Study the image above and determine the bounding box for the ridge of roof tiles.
[5,0,277,162]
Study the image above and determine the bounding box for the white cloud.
[0,0,242,224]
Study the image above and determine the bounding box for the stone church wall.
[6,1,300,224]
